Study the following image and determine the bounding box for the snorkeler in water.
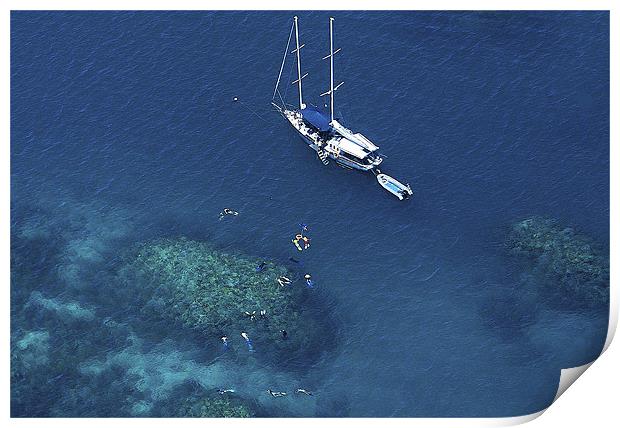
[292,234,311,251]
[219,208,239,220]
[295,389,313,396]
[277,276,292,287]
[304,273,315,288]
[217,388,235,395]
[267,389,287,398]
[243,311,257,321]
[255,261,267,272]
[241,331,254,352]
[280,329,288,340]
[221,336,229,351]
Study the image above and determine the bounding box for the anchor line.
[238,99,269,123]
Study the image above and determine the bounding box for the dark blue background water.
[11,11,609,417]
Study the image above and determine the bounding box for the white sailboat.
[272,16,413,200]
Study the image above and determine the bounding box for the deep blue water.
[10,11,609,417]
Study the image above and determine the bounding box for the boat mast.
[293,16,305,109]
[329,17,334,122]
[321,17,343,123]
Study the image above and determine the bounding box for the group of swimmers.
[274,273,314,288]
[276,275,292,287]
[220,329,288,352]
[217,388,313,398]
[221,332,255,352]
[216,211,318,400]
[267,388,313,398]
[220,211,314,286]
[292,223,311,251]
[218,211,316,346]
[243,310,267,321]
[218,208,239,221]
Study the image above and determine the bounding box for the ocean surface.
[10,11,610,417]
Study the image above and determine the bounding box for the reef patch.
[506,217,609,308]
[118,237,335,367]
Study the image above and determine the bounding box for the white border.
[2,1,617,426]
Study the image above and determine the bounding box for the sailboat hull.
[281,108,376,171]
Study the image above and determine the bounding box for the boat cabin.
[300,106,383,169]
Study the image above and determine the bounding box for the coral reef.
[13,330,50,372]
[11,329,53,416]
[119,237,332,364]
[506,217,609,307]
[78,334,227,406]
[75,329,315,417]
[179,396,254,418]
[12,191,135,291]
[26,291,96,322]
[11,193,330,417]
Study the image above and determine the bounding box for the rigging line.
[275,72,287,106]
[273,20,295,102]
[282,51,295,103]
[276,88,285,107]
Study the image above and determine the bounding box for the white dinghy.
[376,172,413,200]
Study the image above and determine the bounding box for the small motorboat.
[376,173,413,200]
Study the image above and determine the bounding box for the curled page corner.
[602,304,618,354]
[539,309,617,418]
[553,362,594,402]
[501,363,596,426]
[553,301,620,402]
[504,409,546,425]
[549,307,617,402]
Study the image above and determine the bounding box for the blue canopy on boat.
[300,106,331,131]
